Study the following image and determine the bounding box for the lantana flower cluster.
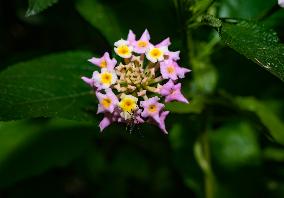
[82,30,190,133]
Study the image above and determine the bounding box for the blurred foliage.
[235,96,284,145]
[0,51,96,121]
[0,119,94,188]
[0,0,284,197]
[169,115,204,197]
[26,0,59,16]
[218,0,276,19]
[210,120,261,170]
[75,0,123,44]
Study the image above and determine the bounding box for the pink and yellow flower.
[128,29,151,54]
[82,30,191,133]
[160,59,191,80]
[159,80,189,103]
[96,88,119,114]
[88,52,117,70]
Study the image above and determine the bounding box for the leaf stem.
[194,121,215,198]
[202,131,215,198]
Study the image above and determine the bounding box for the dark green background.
[0,0,284,197]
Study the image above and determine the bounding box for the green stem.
[144,85,157,93]
[202,131,214,198]
[194,129,215,198]
[149,76,163,85]
[187,31,194,65]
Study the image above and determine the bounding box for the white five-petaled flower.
[146,45,168,63]
[114,39,133,58]
[93,68,117,89]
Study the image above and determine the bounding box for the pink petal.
[158,111,170,134]
[166,51,180,61]
[156,37,171,48]
[88,57,101,66]
[97,105,104,114]
[177,67,191,78]
[160,60,178,80]
[81,76,93,87]
[159,80,174,96]
[102,52,117,70]
[99,116,112,132]
[133,46,148,54]
[103,52,111,60]
[165,89,189,104]
[127,30,136,43]
[140,97,164,123]
[140,29,150,41]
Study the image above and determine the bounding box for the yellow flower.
[114,39,133,58]
[119,95,138,112]
[146,46,168,63]
[93,69,117,89]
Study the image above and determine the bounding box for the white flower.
[114,39,133,58]
[146,46,168,63]
[93,68,117,89]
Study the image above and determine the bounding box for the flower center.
[117,45,130,55]
[119,97,137,112]
[100,60,107,68]
[170,88,176,94]
[167,66,175,74]
[150,48,163,58]
[137,40,148,48]
[102,98,111,108]
[100,73,112,85]
[148,104,157,113]
[114,62,149,93]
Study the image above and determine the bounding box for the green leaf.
[0,119,95,187]
[190,0,214,14]
[209,120,263,197]
[191,58,218,94]
[0,51,96,121]
[190,36,219,95]
[263,8,284,28]
[220,20,284,82]
[218,0,275,19]
[75,0,123,44]
[263,147,284,162]
[75,0,177,44]
[236,97,284,145]
[26,0,59,17]
[169,116,204,197]
[210,120,261,170]
[165,96,204,114]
